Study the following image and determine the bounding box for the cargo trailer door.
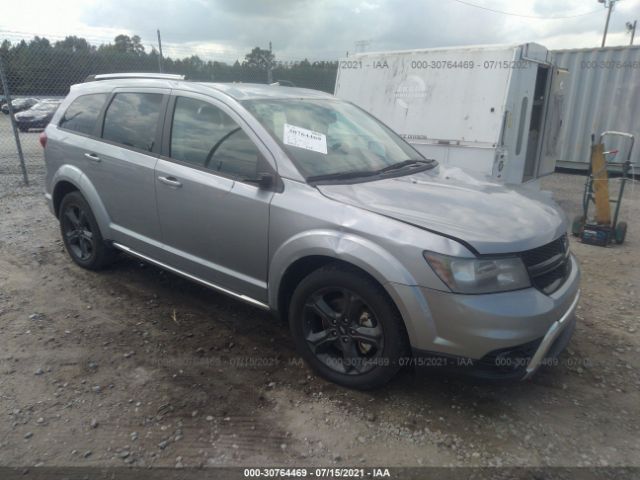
[537,67,568,177]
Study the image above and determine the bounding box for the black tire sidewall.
[615,222,627,244]
[289,264,407,389]
[59,191,111,270]
[571,215,585,237]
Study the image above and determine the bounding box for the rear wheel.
[614,221,627,245]
[59,191,114,270]
[289,263,408,389]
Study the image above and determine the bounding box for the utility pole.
[599,0,617,48]
[267,41,273,84]
[157,29,164,73]
[627,20,637,45]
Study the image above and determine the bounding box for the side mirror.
[256,172,274,190]
[258,172,275,190]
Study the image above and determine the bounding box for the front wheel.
[59,191,114,270]
[289,263,409,389]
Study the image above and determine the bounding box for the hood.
[317,167,567,255]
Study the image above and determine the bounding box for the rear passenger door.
[56,91,110,193]
[88,88,168,251]
[154,92,275,302]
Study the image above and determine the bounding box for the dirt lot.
[0,128,639,471]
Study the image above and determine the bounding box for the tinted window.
[59,93,108,135]
[170,97,260,178]
[102,93,163,151]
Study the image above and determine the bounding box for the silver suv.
[43,73,580,389]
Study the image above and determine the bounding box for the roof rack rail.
[84,73,185,82]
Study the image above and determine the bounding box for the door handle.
[84,152,101,162]
[158,175,182,187]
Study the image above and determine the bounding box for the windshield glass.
[242,98,434,181]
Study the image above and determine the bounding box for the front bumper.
[522,289,579,379]
[389,254,580,379]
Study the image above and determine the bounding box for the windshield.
[242,98,435,182]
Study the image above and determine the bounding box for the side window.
[58,93,108,135]
[102,93,163,152]
[170,97,260,179]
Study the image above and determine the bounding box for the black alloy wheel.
[289,263,409,389]
[59,191,114,270]
[302,287,384,375]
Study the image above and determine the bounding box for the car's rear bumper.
[15,118,48,129]
[389,254,580,380]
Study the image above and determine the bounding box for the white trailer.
[334,43,567,184]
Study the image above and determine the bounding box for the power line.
[447,0,603,19]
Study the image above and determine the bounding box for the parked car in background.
[15,100,62,132]
[1,97,38,114]
[42,73,580,389]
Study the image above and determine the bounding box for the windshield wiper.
[307,159,436,185]
[307,170,379,184]
[376,159,435,174]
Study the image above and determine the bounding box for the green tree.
[29,36,51,50]
[102,34,146,55]
[243,47,274,69]
[54,36,92,52]
[0,34,339,96]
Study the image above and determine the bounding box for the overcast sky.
[2,0,640,61]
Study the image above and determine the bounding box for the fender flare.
[51,165,112,238]
[268,229,418,307]
[268,229,439,346]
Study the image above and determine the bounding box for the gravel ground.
[0,127,639,471]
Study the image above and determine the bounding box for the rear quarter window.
[58,93,108,135]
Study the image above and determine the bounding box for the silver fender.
[50,164,112,239]
[268,229,438,346]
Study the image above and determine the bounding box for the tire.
[614,221,627,245]
[59,191,114,270]
[571,215,585,237]
[289,263,409,390]
[18,127,27,133]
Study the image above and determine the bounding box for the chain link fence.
[0,33,339,186]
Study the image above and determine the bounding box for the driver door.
[154,92,275,302]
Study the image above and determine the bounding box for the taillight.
[39,131,47,148]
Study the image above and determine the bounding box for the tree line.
[0,35,339,96]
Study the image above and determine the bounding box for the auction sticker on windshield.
[283,123,327,154]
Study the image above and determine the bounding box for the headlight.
[423,251,530,294]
